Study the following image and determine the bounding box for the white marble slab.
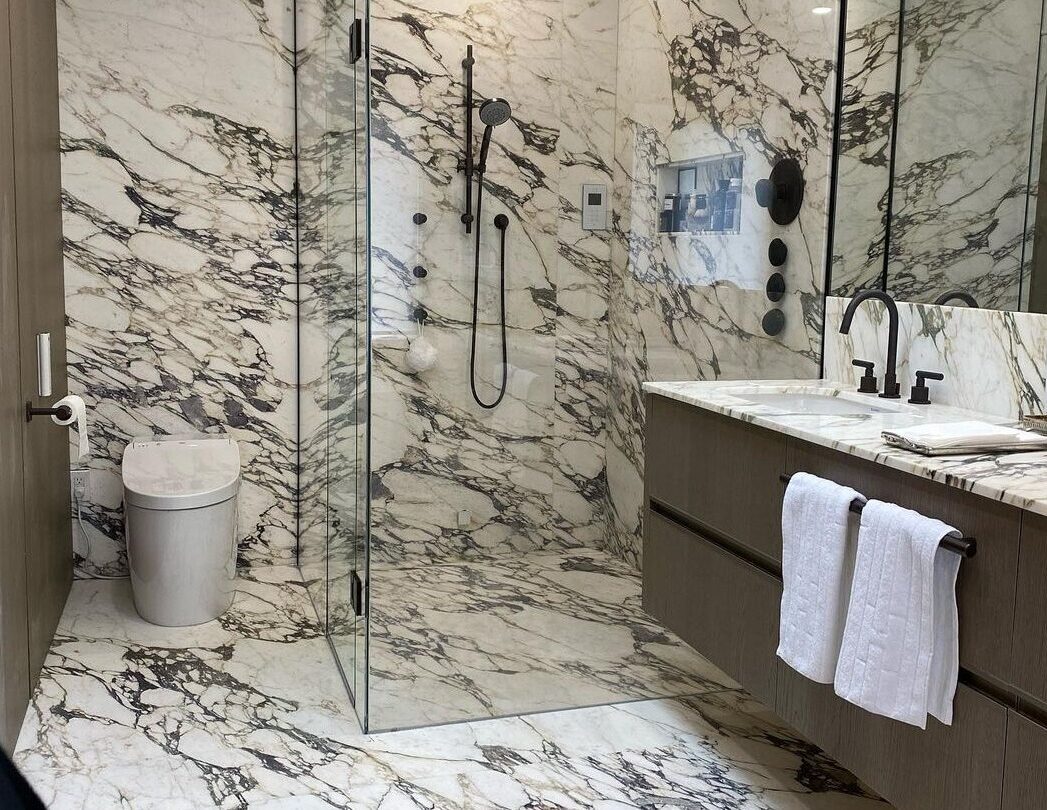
[15,566,887,809]
[644,378,1047,517]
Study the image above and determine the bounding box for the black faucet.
[840,289,901,399]
[932,289,979,308]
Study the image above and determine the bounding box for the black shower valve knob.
[412,265,428,279]
[494,214,509,230]
[768,238,788,267]
[762,308,785,337]
[413,212,428,225]
[766,272,786,303]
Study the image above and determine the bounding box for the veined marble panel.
[15,566,887,809]
[59,0,298,573]
[886,0,1044,310]
[829,0,899,296]
[367,548,733,731]
[824,294,1047,419]
[604,0,838,566]
[367,0,617,568]
[833,0,1047,309]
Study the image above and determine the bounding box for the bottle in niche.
[691,193,709,231]
[725,178,741,231]
[710,179,729,231]
[659,194,677,233]
[673,193,688,232]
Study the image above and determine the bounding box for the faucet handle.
[851,359,879,394]
[908,370,944,405]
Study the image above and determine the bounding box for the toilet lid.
[123,434,241,511]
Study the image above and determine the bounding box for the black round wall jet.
[467,98,514,410]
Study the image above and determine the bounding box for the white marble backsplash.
[824,295,1047,419]
[59,0,298,574]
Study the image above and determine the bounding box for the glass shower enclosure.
[297,0,371,727]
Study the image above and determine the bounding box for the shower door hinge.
[348,19,364,64]
[350,570,366,617]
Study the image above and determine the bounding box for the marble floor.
[367,548,733,731]
[14,565,890,809]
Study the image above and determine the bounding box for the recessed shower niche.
[657,152,744,236]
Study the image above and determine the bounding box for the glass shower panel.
[326,0,370,721]
[296,0,370,729]
[364,2,612,732]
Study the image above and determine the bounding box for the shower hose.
[468,172,509,410]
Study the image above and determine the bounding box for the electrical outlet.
[71,469,89,500]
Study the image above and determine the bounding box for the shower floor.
[366,547,733,730]
[14,565,889,809]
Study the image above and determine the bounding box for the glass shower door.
[325,0,370,724]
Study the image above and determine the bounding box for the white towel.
[777,473,866,683]
[882,420,1047,455]
[833,500,962,728]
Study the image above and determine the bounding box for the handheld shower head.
[477,98,513,173]
[479,98,512,127]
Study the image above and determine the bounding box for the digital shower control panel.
[582,184,608,231]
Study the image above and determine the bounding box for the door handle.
[36,332,52,397]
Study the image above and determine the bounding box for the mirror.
[829,0,1047,312]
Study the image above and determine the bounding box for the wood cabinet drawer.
[643,510,781,706]
[787,440,1020,684]
[1012,513,1047,703]
[646,394,787,563]
[776,665,1007,810]
[1003,710,1047,809]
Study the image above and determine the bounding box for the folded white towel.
[833,500,962,728]
[882,420,1047,455]
[777,473,866,683]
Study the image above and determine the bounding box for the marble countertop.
[643,379,1047,517]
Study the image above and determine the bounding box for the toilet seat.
[123,435,240,511]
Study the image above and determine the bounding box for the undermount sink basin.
[726,389,903,416]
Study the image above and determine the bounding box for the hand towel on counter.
[833,500,963,728]
[777,472,867,684]
[882,420,1047,456]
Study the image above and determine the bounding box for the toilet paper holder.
[25,400,72,423]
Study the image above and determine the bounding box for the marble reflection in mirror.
[829,0,1047,312]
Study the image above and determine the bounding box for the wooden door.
[10,0,69,682]
[0,0,70,751]
[0,0,30,752]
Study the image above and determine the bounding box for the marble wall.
[604,0,840,566]
[824,295,1047,420]
[831,0,1046,311]
[59,0,298,574]
[366,0,618,567]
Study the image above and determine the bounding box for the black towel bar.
[779,474,977,559]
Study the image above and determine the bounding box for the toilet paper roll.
[50,394,89,460]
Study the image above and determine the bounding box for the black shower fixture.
[458,48,516,410]
[476,98,512,174]
[756,158,804,226]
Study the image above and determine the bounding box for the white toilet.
[122,435,240,626]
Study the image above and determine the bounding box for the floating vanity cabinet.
[642,391,1047,810]
[777,667,1007,810]
[787,441,1021,685]
[646,395,787,565]
[1003,711,1047,810]
[645,513,780,705]
[1012,513,1047,705]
